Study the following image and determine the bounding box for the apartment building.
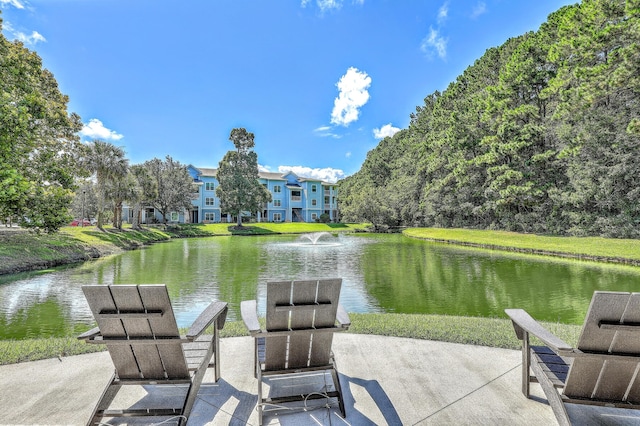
[129,165,339,224]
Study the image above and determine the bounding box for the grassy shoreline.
[403,228,640,265]
[0,313,581,366]
[0,222,368,275]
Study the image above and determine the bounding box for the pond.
[2,233,640,340]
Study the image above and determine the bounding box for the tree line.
[338,0,640,238]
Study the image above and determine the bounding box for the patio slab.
[1,334,639,425]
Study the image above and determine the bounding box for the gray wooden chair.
[241,278,351,425]
[506,291,640,426]
[78,284,228,426]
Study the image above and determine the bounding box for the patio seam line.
[410,362,521,425]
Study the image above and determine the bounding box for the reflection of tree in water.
[360,239,640,324]
[0,298,75,339]
[3,234,640,338]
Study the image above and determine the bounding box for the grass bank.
[404,228,640,265]
[0,222,368,275]
[0,313,581,365]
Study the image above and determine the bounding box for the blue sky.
[1,0,575,183]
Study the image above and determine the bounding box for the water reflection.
[1,233,640,339]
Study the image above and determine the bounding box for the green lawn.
[0,313,581,365]
[404,228,640,263]
[63,222,368,239]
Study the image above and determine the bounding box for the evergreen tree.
[215,128,271,227]
[339,0,640,237]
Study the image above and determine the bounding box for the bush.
[316,213,331,223]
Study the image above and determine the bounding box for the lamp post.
[81,190,86,227]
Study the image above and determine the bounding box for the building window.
[205,182,215,191]
[205,197,215,206]
[291,190,301,201]
[312,184,317,193]
[274,185,281,193]
[170,211,179,222]
[274,199,281,207]
[311,199,317,206]
[204,212,215,221]
[273,213,281,222]
[311,213,318,220]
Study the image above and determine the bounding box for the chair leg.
[87,373,120,426]
[330,366,346,418]
[530,358,571,426]
[522,332,531,398]
[257,367,264,426]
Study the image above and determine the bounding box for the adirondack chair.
[78,284,228,426]
[506,291,640,426]
[241,278,351,425]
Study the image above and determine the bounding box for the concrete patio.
[2,334,639,425]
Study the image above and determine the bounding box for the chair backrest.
[264,278,342,371]
[83,284,190,380]
[564,291,640,402]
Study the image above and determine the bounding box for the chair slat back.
[264,279,342,370]
[565,291,640,402]
[83,285,189,380]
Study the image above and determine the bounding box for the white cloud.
[373,123,400,139]
[18,30,45,45]
[278,166,345,183]
[330,67,371,127]
[80,119,124,141]
[300,0,341,12]
[3,21,46,45]
[0,0,25,9]
[313,125,341,139]
[317,0,341,11]
[345,151,352,158]
[420,27,447,60]
[437,2,448,24]
[301,0,363,14]
[471,2,487,19]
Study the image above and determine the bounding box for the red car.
[69,219,92,226]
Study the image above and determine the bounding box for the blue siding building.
[137,165,339,224]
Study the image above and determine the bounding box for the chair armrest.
[241,300,261,334]
[505,308,572,353]
[77,326,101,341]
[336,304,351,329]
[186,301,228,340]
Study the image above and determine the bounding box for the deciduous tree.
[143,156,193,224]
[0,18,84,232]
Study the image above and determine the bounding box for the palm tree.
[128,164,157,230]
[105,172,136,229]
[83,140,128,230]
